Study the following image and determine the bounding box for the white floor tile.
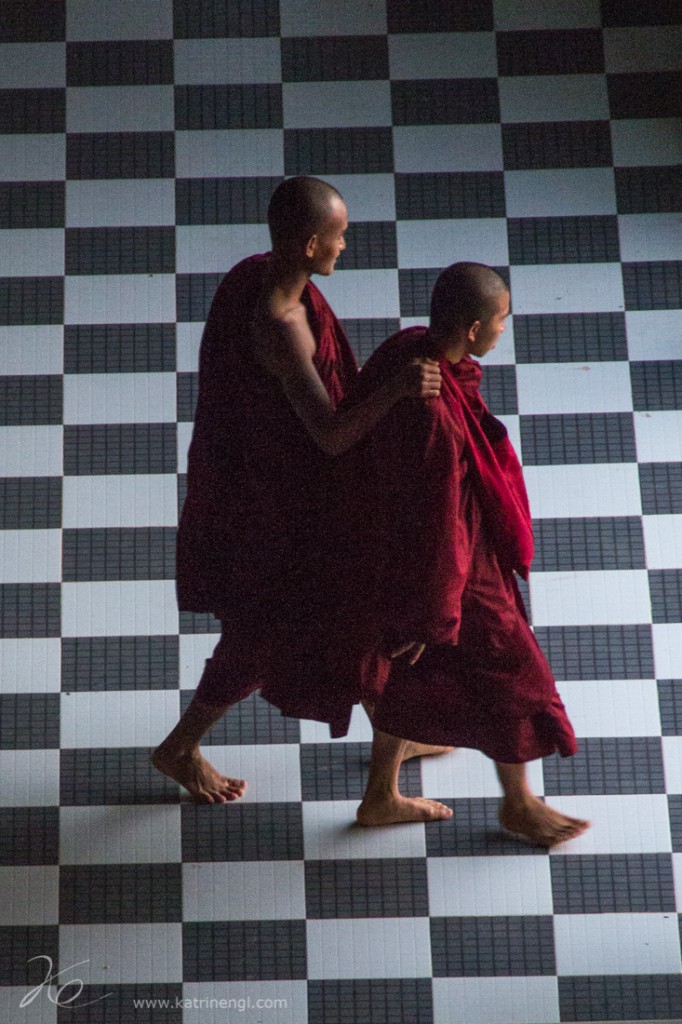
[0,987,57,1024]
[0,866,59,925]
[61,581,179,637]
[388,32,497,79]
[175,129,284,178]
[393,125,503,173]
[504,168,616,217]
[554,912,682,975]
[432,977,560,1024]
[0,750,60,807]
[0,530,62,583]
[672,853,682,912]
[427,856,553,917]
[397,218,508,268]
[0,135,65,182]
[174,38,282,85]
[0,326,63,375]
[59,690,180,748]
[421,746,544,800]
[183,862,306,921]
[182,982,308,1024]
[65,0,173,39]
[0,42,65,87]
[306,918,432,979]
[315,269,400,318]
[176,420,193,474]
[662,737,682,795]
[611,118,682,167]
[0,229,64,277]
[547,795,672,855]
[493,0,599,29]
[62,474,178,528]
[517,362,632,414]
[279,0,386,34]
[64,275,176,326]
[63,372,176,424]
[653,624,682,679]
[59,924,183,983]
[619,213,682,263]
[302,801,426,860]
[0,638,61,694]
[0,426,63,477]
[530,569,651,626]
[558,680,661,738]
[635,410,682,463]
[65,180,175,228]
[66,85,174,133]
[283,82,392,128]
[510,264,624,315]
[175,224,270,274]
[323,174,396,221]
[299,703,373,743]
[499,75,608,122]
[644,515,682,569]
[525,465,642,518]
[203,744,301,803]
[59,805,182,864]
[625,310,682,361]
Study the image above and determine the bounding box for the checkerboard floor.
[1,1,682,1021]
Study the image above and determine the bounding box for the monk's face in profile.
[469,290,510,357]
[306,197,348,276]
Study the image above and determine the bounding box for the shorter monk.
[344,263,589,847]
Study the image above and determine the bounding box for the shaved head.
[267,176,344,252]
[430,262,509,335]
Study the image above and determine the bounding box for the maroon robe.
[342,327,577,763]
[176,253,361,733]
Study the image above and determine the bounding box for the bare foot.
[402,741,454,762]
[499,796,589,848]
[356,793,453,826]
[152,747,247,804]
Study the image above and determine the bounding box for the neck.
[427,328,469,365]
[268,251,311,302]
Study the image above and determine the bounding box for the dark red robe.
[342,327,577,763]
[176,253,361,733]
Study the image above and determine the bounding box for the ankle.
[154,741,199,761]
[362,781,400,801]
[500,791,536,812]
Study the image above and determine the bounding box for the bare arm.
[253,305,440,457]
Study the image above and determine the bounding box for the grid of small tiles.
[1,1,682,1022]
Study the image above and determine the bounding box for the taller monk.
[153,176,441,802]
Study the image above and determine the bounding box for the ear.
[466,320,481,344]
[305,234,318,259]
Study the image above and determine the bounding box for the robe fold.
[343,327,577,763]
[176,252,361,734]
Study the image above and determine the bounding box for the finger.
[390,642,413,659]
[408,643,426,665]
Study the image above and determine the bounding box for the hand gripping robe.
[343,327,577,763]
[176,253,361,735]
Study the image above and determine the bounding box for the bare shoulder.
[251,297,315,375]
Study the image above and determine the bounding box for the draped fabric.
[176,252,357,615]
[341,327,577,761]
[176,253,362,735]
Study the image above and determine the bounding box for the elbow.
[310,427,349,458]
[316,436,346,457]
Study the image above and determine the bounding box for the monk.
[152,176,441,803]
[342,263,589,846]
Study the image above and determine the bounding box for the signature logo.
[20,957,113,1009]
